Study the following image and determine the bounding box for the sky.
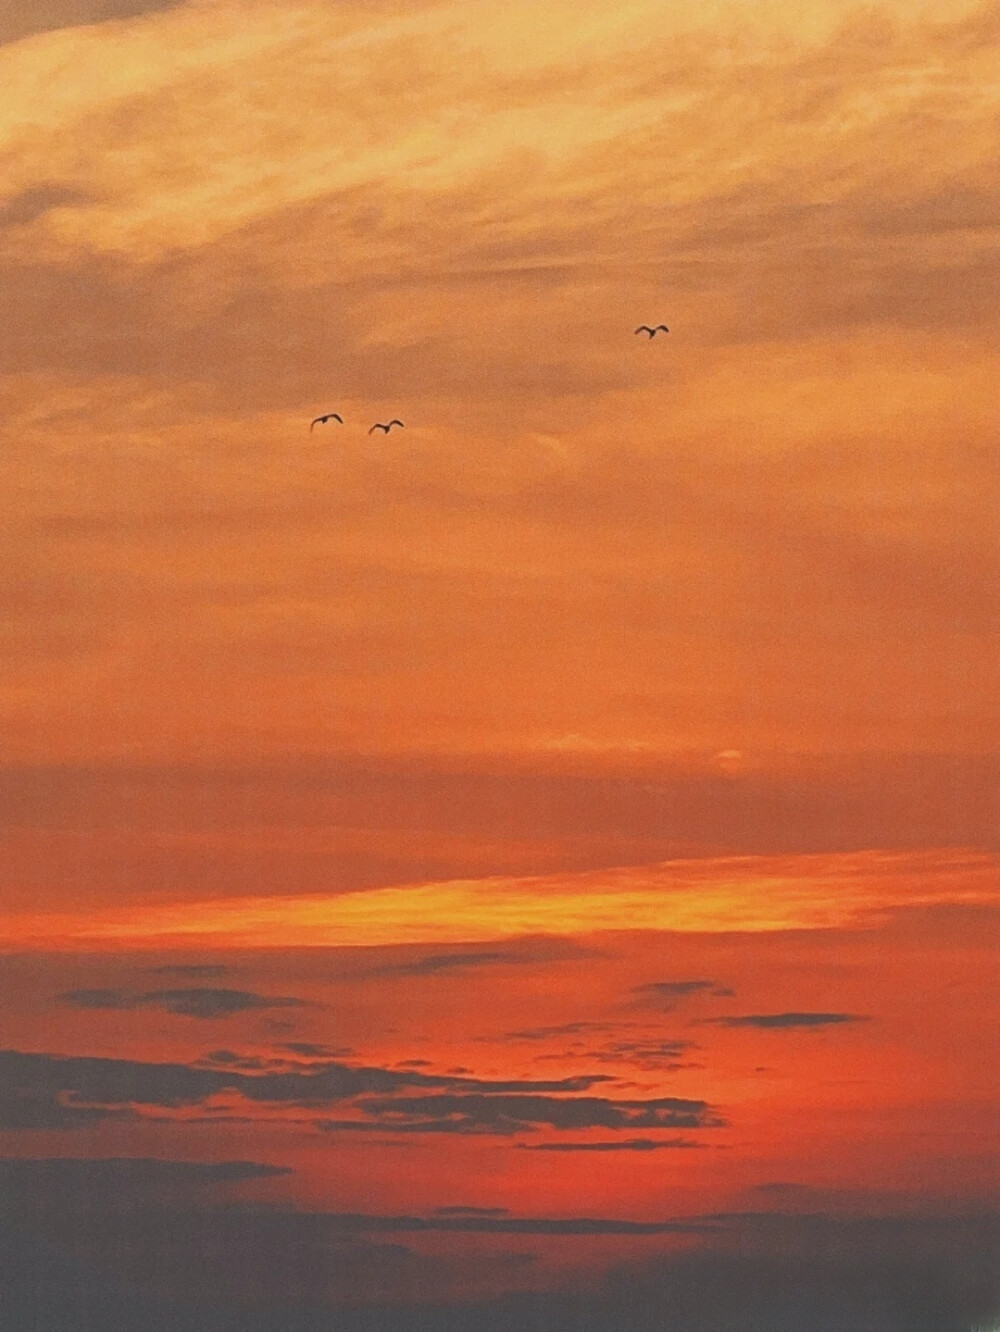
[0,0,998,1328]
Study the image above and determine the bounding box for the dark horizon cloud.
[147,964,229,978]
[58,986,308,1018]
[701,1012,871,1030]
[318,1212,716,1237]
[434,1206,510,1217]
[0,1156,291,1185]
[0,1092,136,1131]
[5,1204,996,1329]
[0,1157,292,1218]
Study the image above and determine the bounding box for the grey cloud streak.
[701,1012,870,1030]
[361,939,594,978]
[0,185,94,228]
[58,987,308,1018]
[519,1137,707,1152]
[633,980,733,1009]
[325,1092,723,1136]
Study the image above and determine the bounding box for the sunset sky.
[1,0,998,1328]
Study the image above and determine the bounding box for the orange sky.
[0,0,998,1323]
[1,0,998,770]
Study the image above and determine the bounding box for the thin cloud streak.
[58,986,309,1017]
[700,1012,870,1030]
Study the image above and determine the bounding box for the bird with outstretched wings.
[634,325,670,337]
[310,412,343,431]
[369,420,404,434]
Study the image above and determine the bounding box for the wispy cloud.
[633,980,733,1009]
[519,1137,706,1152]
[362,939,594,977]
[320,1091,723,1136]
[58,986,308,1018]
[699,1012,870,1029]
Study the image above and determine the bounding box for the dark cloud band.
[0,0,184,48]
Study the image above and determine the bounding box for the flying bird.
[634,325,670,337]
[369,420,404,434]
[310,412,343,431]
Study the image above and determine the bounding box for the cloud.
[364,938,596,977]
[529,1035,698,1072]
[375,950,520,976]
[318,1212,716,1236]
[571,1039,697,1071]
[477,1233,1000,1332]
[0,1204,711,1322]
[499,1021,620,1042]
[0,0,184,48]
[18,844,997,949]
[0,1157,291,1217]
[701,1012,870,1029]
[3,1183,997,1327]
[0,185,94,229]
[275,1041,355,1059]
[198,1049,286,1070]
[1,1214,996,1331]
[633,980,734,1009]
[434,1206,511,1217]
[0,1047,621,1132]
[58,986,308,1018]
[331,1091,723,1136]
[519,1137,707,1152]
[0,1209,441,1317]
[0,1219,176,1331]
[497,1021,702,1072]
[0,1091,135,1131]
[146,964,229,978]
[2,765,999,934]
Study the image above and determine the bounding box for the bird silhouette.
[310,412,343,431]
[369,420,404,434]
[634,325,670,337]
